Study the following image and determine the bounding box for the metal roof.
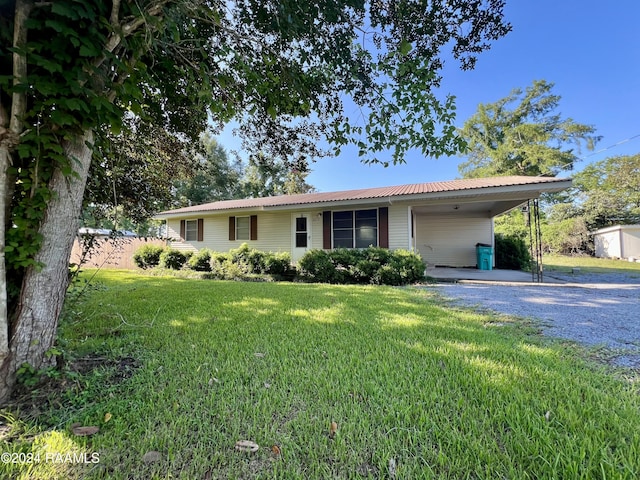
[157,176,570,217]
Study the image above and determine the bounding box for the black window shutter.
[197,219,204,242]
[229,217,236,241]
[378,207,389,248]
[250,215,258,240]
[323,211,331,249]
[180,220,186,240]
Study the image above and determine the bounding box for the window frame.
[332,209,379,248]
[295,216,308,248]
[185,219,199,241]
[235,216,251,241]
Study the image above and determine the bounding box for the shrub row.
[133,243,293,279]
[210,244,293,279]
[133,244,425,285]
[297,247,425,285]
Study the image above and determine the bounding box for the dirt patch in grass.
[67,354,139,381]
[4,354,140,423]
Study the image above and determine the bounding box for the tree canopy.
[172,136,315,206]
[85,131,315,230]
[573,154,640,229]
[458,80,600,178]
[171,134,244,207]
[84,117,198,229]
[241,153,315,198]
[0,0,510,401]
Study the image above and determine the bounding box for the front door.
[292,213,311,261]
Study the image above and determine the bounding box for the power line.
[577,133,640,161]
[566,133,640,171]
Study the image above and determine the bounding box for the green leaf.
[50,109,77,126]
[51,2,80,19]
[65,98,90,113]
[79,44,101,57]
[399,39,412,56]
[44,19,69,33]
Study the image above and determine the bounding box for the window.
[229,215,257,241]
[185,220,198,241]
[181,218,203,242]
[332,209,378,248]
[236,216,250,240]
[355,209,377,248]
[295,217,308,248]
[333,211,353,248]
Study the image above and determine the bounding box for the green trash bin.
[476,243,493,271]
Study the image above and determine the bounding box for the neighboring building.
[593,225,640,260]
[71,228,165,270]
[155,176,572,267]
[78,227,138,238]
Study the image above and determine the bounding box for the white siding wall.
[166,219,196,252]
[247,212,292,252]
[167,212,293,253]
[167,207,493,266]
[415,214,492,267]
[594,230,621,258]
[621,229,640,258]
[388,204,410,250]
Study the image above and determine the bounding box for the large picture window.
[332,209,378,248]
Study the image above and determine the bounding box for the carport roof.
[156,175,571,217]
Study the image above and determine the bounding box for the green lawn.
[544,254,640,276]
[2,270,640,479]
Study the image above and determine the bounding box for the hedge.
[298,247,425,285]
[133,242,424,285]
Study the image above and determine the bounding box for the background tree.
[0,0,510,401]
[87,130,316,230]
[573,154,640,230]
[458,80,599,178]
[84,117,197,232]
[241,153,315,198]
[173,134,244,207]
[494,209,529,240]
[541,217,590,256]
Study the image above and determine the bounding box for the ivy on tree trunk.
[0,131,93,397]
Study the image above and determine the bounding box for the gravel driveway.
[432,272,640,367]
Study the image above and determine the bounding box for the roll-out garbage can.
[476,243,493,271]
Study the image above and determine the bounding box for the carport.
[408,179,568,281]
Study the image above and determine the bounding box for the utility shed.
[593,225,640,260]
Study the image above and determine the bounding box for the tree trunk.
[0,0,34,402]
[0,147,11,382]
[0,129,93,404]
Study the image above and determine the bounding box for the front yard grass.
[2,270,640,479]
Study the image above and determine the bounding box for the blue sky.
[219,0,640,193]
